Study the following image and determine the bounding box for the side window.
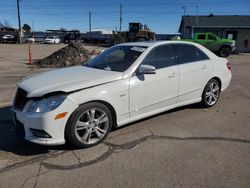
[171,44,209,64]
[208,34,217,40]
[142,45,174,69]
[197,34,206,40]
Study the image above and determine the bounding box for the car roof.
[117,40,218,60]
[117,40,200,48]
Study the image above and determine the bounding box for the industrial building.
[178,15,250,52]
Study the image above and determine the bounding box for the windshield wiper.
[84,63,104,70]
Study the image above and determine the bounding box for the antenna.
[182,6,186,16]
[196,5,199,23]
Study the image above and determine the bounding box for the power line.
[3,0,249,9]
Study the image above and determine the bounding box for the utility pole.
[89,11,92,33]
[182,6,186,38]
[31,21,35,32]
[16,0,22,43]
[119,4,122,32]
[32,21,34,32]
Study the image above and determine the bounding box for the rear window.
[208,34,217,40]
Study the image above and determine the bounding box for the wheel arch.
[210,77,222,91]
[70,100,118,128]
[219,44,232,51]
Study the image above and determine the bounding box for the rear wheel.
[113,36,125,45]
[219,46,231,57]
[65,102,113,148]
[201,79,221,108]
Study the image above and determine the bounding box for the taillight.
[226,62,231,71]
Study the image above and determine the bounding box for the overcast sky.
[1,0,250,33]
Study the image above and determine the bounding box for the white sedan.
[12,41,232,148]
[44,36,60,44]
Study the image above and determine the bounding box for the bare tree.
[0,20,4,27]
[3,20,11,27]
[0,19,12,27]
[60,27,67,32]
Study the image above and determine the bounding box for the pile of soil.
[36,43,90,68]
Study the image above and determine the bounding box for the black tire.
[113,36,125,45]
[136,37,146,42]
[65,102,113,148]
[219,46,231,57]
[201,79,221,108]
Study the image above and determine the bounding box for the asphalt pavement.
[0,52,249,188]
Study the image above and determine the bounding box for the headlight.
[26,94,67,113]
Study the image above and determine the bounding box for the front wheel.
[201,79,221,108]
[65,102,113,148]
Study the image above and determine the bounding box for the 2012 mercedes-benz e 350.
[12,41,231,148]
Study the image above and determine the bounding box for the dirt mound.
[36,43,90,68]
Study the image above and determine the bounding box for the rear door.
[171,44,212,104]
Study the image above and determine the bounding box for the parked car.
[1,34,17,43]
[44,36,60,44]
[26,37,35,43]
[26,32,46,43]
[179,32,236,57]
[12,41,232,148]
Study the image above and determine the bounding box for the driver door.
[205,33,220,51]
[129,45,179,117]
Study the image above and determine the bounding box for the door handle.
[168,73,175,78]
[201,65,207,69]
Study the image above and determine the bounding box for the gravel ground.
[0,43,105,105]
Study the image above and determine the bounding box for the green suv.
[180,32,236,57]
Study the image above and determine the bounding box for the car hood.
[220,38,235,44]
[18,66,123,97]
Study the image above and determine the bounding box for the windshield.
[84,45,147,72]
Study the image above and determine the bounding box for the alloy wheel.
[205,82,220,106]
[75,108,109,145]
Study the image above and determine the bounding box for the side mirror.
[138,64,156,74]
